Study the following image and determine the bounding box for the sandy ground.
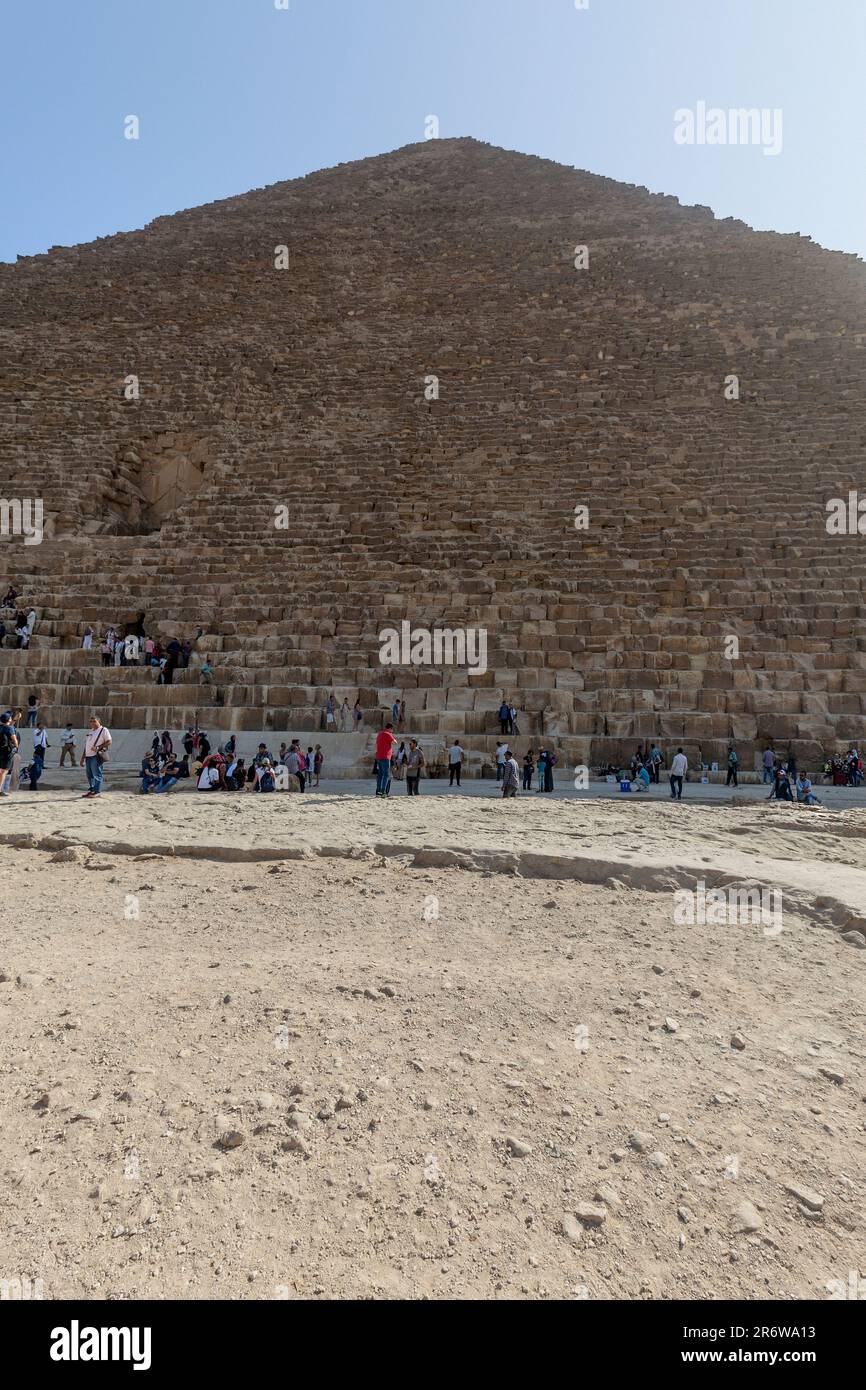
[1,789,864,1301]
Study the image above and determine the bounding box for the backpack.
[259,769,275,793]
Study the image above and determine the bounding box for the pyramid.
[2,136,865,771]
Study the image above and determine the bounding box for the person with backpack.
[405,739,425,795]
[649,744,663,783]
[80,713,112,798]
[726,745,738,787]
[255,759,276,793]
[26,693,39,728]
[0,712,19,797]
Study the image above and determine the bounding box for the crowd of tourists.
[0,584,38,648]
[137,728,326,795]
[0,710,111,797]
[0,682,855,811]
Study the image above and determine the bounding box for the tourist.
[353,699,364,731]
[284,741,304,791]
[198,731,211,759]
[0,619,5,647]
[80,714,112,798]
[160,647,179,685]
[161,730,173,759]
[498,699,512,735]
[669,747,688,800]
[846,748,862,786]
[59,724,76,767]
[197,757,221,791]
[495,741,508,782]
[649,744,663,783]
[544,748,557,793]
[406,739,424,794]
[32,723,48,783]
[398,699,406,732]
[393,741,407,781]
[762,745,776,784]
[522,749,535,790]
[501,749,520,798]
[726,745,738,787]
[26,692,39,728]
[225,757,246,791]
[391,698,401,728]
[448,739,464,787]
[324,693,337,731]
[0,712,19,797]
[253,742,272,768]
[305,747,315,785]
[795,772,820,806]
[1,584,19,609]
[339,698,351,732]
[200,656,214,685]
[510,704,520,736]
[180,640,192,668]
[375,723,397,797]
[100,636,112,667]
[254,758,277,793]
[314,745,323,786]
[771,765,794,802]
[82,626,94,650]
[536,750,547,791]
[140,753,161,794]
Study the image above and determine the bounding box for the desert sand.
[1,787,864,1300]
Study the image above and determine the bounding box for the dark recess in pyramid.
[2,136,866,766]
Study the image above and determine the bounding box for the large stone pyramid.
[2,137,865,770]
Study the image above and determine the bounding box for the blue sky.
[1,0,863,262]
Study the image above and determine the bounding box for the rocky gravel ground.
[1,823,863,1300]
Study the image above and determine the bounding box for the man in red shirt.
[375,723,397,797]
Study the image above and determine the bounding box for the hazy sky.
[1,0,863,263]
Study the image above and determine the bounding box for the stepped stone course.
[2,137,865,772]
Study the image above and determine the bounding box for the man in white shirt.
[448,741,464,787]
[80,714,112,798]
[495,742,508,782]
[669,747,688,800]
